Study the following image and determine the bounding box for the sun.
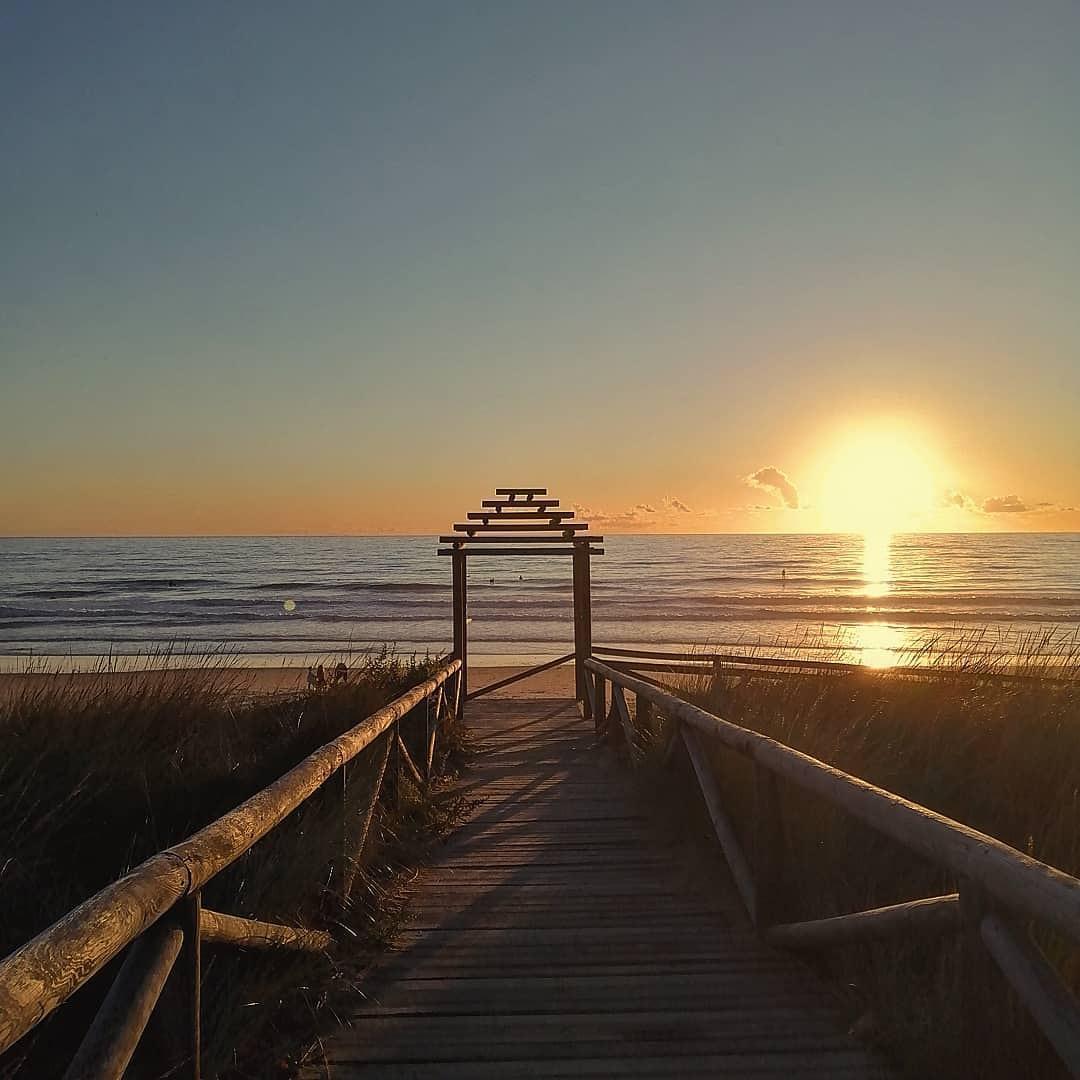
[819,424,937,537]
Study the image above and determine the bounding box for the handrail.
[592,645,1077,683]
[0,658,461,1070]
[587,659,1080,942]
[586,657,1080,1074]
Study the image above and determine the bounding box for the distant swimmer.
[781,568,787,588]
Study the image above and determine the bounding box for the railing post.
[451,547,467,716]
[662,718,682,767]
[341,729,393,900]
[177,892,201,1080]
[424,687,441,795]
[572,541,592,717]
[340,757,349,903]
[593,673,606,737]
[635,693,655,742]
[959,879,993,1075]
[752,764,789,929]
[385,720,401,812]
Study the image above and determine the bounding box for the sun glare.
[819,426,937,538]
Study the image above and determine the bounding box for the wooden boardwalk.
[318,698,889,1078]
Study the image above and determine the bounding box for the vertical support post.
[177,892,201,1080]
[636,693,655,742]
[340,759,349,906]
[751,764,788,929]
[594,672,606,738]
[451,547,467,717]
[341,730,392,900]
[959,879,993,1074]
[572,540,592,716]
[386,719,402,812]
[424,686,441,794]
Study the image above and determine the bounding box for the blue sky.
[3,2,1078,533]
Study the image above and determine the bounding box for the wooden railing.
[0,659,462,1079]
[592,644,1076,684]
[585,656,1080,1076]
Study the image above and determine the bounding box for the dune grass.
[0,649,469,1079]
[633,632,1080,1078]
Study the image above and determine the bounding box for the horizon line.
[2,530,1078,541]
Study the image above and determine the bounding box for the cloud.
[662,496,692,514]
[573,503,655,527]
[982,494,1032,514]
[573,496,697,528]
[943,491,1073,516]
[943,490,978,511]
[745,466,800,510]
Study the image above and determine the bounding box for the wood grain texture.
[199,910,333,954]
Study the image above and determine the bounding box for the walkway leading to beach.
[315,697,889,1077]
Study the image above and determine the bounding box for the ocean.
[1,533,1078,670]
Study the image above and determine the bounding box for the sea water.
[1,533,1078,669]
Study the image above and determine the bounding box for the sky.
[2,1,1078,536]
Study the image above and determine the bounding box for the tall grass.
[0,649,465,1079]
[645,635,1080,1078]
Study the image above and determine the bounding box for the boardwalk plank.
[314,697,889,1078]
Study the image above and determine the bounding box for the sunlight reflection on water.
[862,531,891,599]
[852,622,906,668]
[858,533,900,666]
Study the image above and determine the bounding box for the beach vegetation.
[637,632,1080,1078]
[0,648,468,1079]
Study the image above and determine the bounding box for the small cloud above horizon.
[745,466,800,510]
[982,494,1032,514]
[662,495,693,514]
[943,490,1069,516]
[943,490,978,511]
[573,496,698,528]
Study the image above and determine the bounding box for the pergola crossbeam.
[466,510,574,521]
[452,522,588,532]
[481,498,561,509]
[439,535,603,544]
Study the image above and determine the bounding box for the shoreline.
[0,663,577,701]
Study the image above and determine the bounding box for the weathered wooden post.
[752,764,789,929]
[177,892,202,1080]
[451,544,467,718]
[594,672,606,737]
[636,693,655,741]
[572,537,593,718]
[958,879,993,1075]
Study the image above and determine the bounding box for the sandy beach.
[0,663,577,703]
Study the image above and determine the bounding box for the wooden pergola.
[438,487,603,715]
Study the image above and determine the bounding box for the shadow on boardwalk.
[307,698,890,1078]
